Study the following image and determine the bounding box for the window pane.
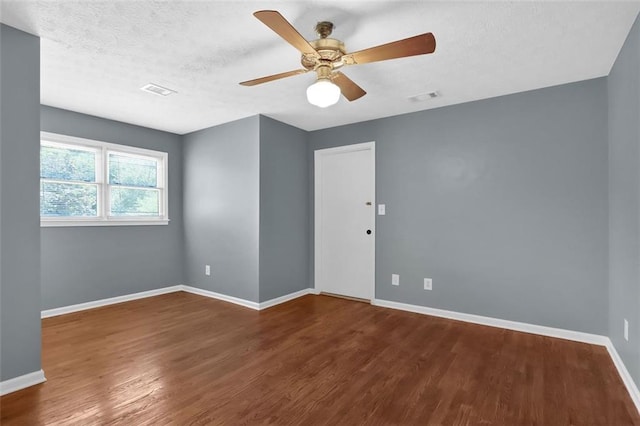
[40,182,98,217]
[110,187,160,216]
[41,145,96,182]
[109,154,158,188]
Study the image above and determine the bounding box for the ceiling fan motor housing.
[302,38,346,70]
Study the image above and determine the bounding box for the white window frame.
[40,132,169,227]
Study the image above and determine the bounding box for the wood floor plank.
[1,292,638,425]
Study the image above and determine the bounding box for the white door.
[314,142,375,300]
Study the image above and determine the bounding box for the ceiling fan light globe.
[306,79,341,108]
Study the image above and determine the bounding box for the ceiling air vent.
[408,91,440,102]
[140,83,176,97]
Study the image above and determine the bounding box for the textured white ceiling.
[1,1,639,134]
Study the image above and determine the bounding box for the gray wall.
[40,106,184,310]
[609,13,640,385]
[258,116,308,302]
[183,116,260,302]
[308,78,609,335]
[0,24,41,381]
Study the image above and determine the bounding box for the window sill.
[41,219,170,227]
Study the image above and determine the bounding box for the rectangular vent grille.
[408,91,440,102]
[140,83,176,97]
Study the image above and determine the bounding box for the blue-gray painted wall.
[0,24,42,381]
[183,116,261,302]
[308,78,609,335]
[609,12,640,386]
[40,106,184,310]
[182,115,308,303]
[259,116,309,302]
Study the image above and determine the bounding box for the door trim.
[314,141,376,300]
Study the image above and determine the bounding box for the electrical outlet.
[205,265,211,276]
[624,319,629,341]
[392,274,399,286]
[424,278,432,290]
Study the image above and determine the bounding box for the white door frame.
[314,141,376,300]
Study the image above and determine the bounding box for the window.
[40,132,168,226]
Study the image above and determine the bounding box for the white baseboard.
[181,285,260,310]
[180,285,312,310]
[371,299,609,346]
[0,369,46,396]
[259,288,312,310]
[41,286,183,318]
[606,340,640,414]
[41,285,314,319]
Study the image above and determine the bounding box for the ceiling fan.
[240,10,436,108]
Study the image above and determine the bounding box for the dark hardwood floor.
[1,292,638,425]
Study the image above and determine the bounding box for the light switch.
[378,204,386,215]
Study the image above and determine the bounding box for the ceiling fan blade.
[344,32,436,65]
[239,69,309,86]
[331,72,366,101]
[253,10,318,56]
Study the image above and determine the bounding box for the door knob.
[366,229,372,235]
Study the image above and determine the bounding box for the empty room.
[1,1,640,424]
